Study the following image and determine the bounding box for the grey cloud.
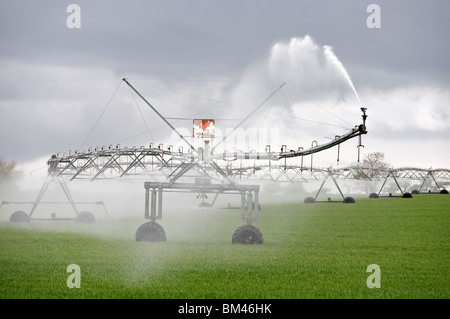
[0,0,449,167]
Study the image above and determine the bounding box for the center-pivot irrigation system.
[2,78,448,244]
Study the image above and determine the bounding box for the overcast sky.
[1,0,449,172]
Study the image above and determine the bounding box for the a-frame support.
[314,170,345,201]
[418,170,443,193]
[377,169,405,196]
[1,174,109,221]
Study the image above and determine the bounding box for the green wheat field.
[0,194,448,299]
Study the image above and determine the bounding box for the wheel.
[411,189,420,195]
[343,196,356,203]
[402,192,413,198]
[440,189,449,194]
[135,222,166,242]
[303,196,316,203]
[369,193,379,199]
[75,211,96,223]
[9,210,30,223]
[232,225,263,245]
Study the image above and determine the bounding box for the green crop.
[0,195,448,298]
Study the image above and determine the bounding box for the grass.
[0,194,449,299]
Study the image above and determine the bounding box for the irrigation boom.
[46,80,368,182]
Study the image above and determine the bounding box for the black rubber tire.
[343,196,356,204]
[369,193,379,199]
[303,196,316,204]
[232,225,263,245]
[135,222,166,242]
[440,189,449,194]
[411,189,420,195]
[75,211,96,223]
[402,192,413,198]
[9,210,30,223]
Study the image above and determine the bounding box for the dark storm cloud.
[2,0,448,81]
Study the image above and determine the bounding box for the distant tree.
[353,152,392,194]
[353,152,391,181]
[362,152,391,170]
[0,159,22,182]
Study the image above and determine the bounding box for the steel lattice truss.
[45,79,449,187]
[47,146,450,185]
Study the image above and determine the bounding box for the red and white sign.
[193,119,215,138]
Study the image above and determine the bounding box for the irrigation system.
[2,79,448,244]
